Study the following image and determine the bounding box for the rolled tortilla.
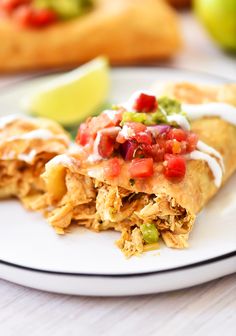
[0,0,181,72]
[42,83,236,256]
[0,115,70,210]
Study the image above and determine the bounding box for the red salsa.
[76,92,198,181]
[0,0,57,27]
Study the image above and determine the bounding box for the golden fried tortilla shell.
[0,0,181,72]
[76,115,236,215]
[0,116,69,209]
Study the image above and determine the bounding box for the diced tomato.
[164,140,174,154]
[166,129,198,154]
[142,144,165,162]
[167,128,187,142]
[156,138,167,150]
[0,0,30,13]
[97,133,115,158]
[14,6,57,28]
[133,93,157,113]
[165,139,186,155]
[134,131,152,145]
[31,8,57,27]
[113,111,123,125]
[12,5,32,26]
[88,114,114,135]
[129,158,154,178]
[76,123,90,146]
[164,154,186,179]
[126,122,147,133]
[104,158,121,178]
[186,132,198,152]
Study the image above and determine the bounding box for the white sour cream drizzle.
[87,127,121,163]
[103,110,121,121]
[0,118,68,162]
[183,102,236,126]
[187,150,223,188]
[87,139,105,164]
[167,114,190,131]
[46,154,74,168]
[6,129,68,142]
[182,101,236,186]
[10,129,54,140]
[196,140,224,171]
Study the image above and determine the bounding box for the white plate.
[0,68,235,296]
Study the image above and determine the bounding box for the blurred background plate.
[0,67,235,296]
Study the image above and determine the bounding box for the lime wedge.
[22,57,110,126]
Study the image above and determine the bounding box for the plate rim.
[1,251,235,278]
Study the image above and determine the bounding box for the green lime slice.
[21,57,110,126]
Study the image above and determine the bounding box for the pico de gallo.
[75,92,198,181]
[0,0,92,28]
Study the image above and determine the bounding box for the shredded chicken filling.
[45,170,195,256]
[0,155,54,208]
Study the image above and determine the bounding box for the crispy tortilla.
[42,82,236,256]
[0,115,70,210]
[0,0,181,72]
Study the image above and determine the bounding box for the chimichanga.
[0,114,70,210]
[42,82,236,257]
[0,0,181,72]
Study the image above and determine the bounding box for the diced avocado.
[140,223,159,244]
[158,97,181,115]
[151,110,168,124]
[121,111,149,125]
[33,0,93,20]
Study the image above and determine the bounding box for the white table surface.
[0,12,236,336]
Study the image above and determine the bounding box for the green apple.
[194,0,236,51]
